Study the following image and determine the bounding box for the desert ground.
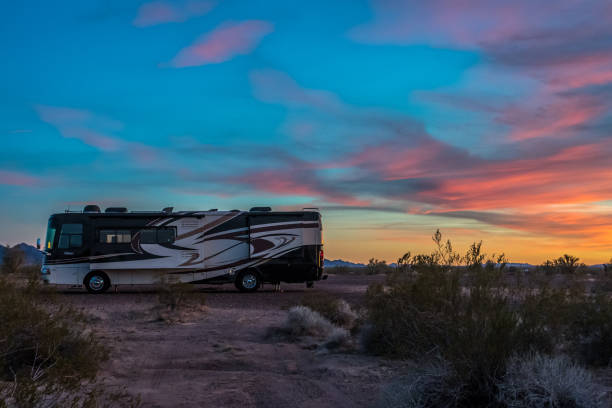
[56,274,405,408]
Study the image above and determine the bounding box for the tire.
[84,271,111,294]
[235,270,261,292]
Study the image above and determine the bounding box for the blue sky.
[2,0,612,263]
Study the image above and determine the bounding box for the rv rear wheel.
[84,271,111,294]
[235,270,260,292]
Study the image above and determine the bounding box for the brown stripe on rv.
[249,222,319,234]
[176,213,238,240]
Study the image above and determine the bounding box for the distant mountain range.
[324,259,366,268]
[0,243,44,265]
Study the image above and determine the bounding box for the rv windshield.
[45,218,57,251]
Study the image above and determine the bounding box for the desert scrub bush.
[1,245,25,275]
[378,358,463,408]
[0,277,139,407]
[299,292,358,329]
[496,353,604,408]
[364,231,556,406]
[155,279,206,323]
[538,254,586,276]
[276,306,350,348]
[562,293,612,367]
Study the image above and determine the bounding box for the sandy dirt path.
[58,275,401,407]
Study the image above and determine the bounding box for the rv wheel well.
[83,270,110,285]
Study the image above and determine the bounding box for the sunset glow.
[1,0,611,264]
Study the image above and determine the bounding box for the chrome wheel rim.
[89,275,105,291]
[242,274,257,289]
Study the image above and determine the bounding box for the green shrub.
[0,277,139,407]
[364,232,557,406]
[564,293,612,367]
[364,231,612,406]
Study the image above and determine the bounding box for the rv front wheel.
[235,270,260,292]
[84,271,111,294]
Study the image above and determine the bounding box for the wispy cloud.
[133,0,215,27]
[250,69,345,112]
[35,105,122,152]
[0,170,39,187]
[169,20,273,67]
[35,105,159,163]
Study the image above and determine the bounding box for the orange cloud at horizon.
[323,210,612,266]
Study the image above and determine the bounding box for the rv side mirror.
[36,238,41,250]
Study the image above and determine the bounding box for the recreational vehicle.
[40,205,324,293]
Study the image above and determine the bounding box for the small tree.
[1,245,25,274]
[554,254,584,274]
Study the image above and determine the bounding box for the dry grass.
[299,292,359,329]
[273,306,351,349]
[497,353,605,408]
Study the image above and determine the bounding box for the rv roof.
[53,209,319,217]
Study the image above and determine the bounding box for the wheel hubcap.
[242,274,257,289]
[89,275,105,291]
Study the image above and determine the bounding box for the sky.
[1,0,612,264]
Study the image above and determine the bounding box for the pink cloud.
[35,105,158,163]
[499,94,603,141]
[170,20,273,67]
[349,0,536,47]
[133,1,214,27]
[250,69,344,112]
[36,105,123,152]
[61,128,121,152]
[35,105,91,126]
[0,170,39,187]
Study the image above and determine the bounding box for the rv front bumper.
[40,266,51,283]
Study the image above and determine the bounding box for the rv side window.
[157,228,175,244]
[99,230,132,244]
[58,223,83,249]
[140,229,157,244]
[139,228,175,244]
